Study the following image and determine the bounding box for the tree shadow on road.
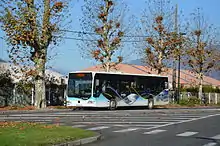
[195,136,220,146]
[73,106,170,111]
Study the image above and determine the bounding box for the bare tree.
[79,0,134,72]
[0,0,71,108]
[139,0,179,74]
[185,8,219,100]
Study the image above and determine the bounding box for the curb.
[155,107,220,110]
[54,134,103,146]
[0,109,73,115]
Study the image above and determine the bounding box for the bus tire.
[109,99,117,110]
[148,98,154,109]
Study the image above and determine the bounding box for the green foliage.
[181,85,220,93]
[0,71,14,106]
[203,85,219,93]
[180,86,198,92]
[16,81,33,98]
[0,0,71,108]
[0,122,95,146]
[179,97,201,106]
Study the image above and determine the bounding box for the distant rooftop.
[0,59,67,84]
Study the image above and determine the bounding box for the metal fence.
[180,92,220,104]
[0,83,66,107]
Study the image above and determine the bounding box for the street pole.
[31,87,34,106]
[177,33,186,103]
[177,48,181,103]
[172,4,178,102]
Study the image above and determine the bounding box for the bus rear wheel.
[109,99,117,110]
[148,98,154,109]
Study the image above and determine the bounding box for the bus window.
[67,73,92,98]
[93,79,102,97]
[95,79,100,86]
[120,80,131,97]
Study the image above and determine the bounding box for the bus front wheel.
[148,98,154,109]
[109,99,117,110]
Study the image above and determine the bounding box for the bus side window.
[120,81,131,96]
[131,81,136,88]
[94,79,101,97]
[95,79,99,86]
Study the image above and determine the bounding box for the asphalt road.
[0,108,220,146]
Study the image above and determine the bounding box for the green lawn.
[0,121,96,146]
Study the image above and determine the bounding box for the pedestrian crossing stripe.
[144,129,166,134]
[72,125,87,128]
[176,132,198,137]
[203,142,217,146]
[211,134,220,140]
[87,126,109,130]
[113,128,139,133]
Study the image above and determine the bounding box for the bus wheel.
[148,98,154,109]
[109,99,117,110]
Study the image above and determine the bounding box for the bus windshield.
[67,73,92,98]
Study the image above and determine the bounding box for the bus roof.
[69,71,168,78]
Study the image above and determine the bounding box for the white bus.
[66,71,169,110]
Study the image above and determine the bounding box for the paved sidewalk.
[0,108,73,115]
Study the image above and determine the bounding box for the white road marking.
[113,124,159,127]
[143,129,167,134]
[72,125,86,128]
[113,128,139,133]
[71,121,169,124]
[1,115,200,120]
[142,113,220,130]
[0,113,217,117]
[1,111,220,134]
[87,126,109,130]
[176,132,198,137]
[211,134,220,140]
[203,142,217,146]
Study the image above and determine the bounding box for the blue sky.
[0,0,219,75]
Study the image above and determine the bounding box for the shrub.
[181,86,220,93]
[0,71,14,106]
[179,97,201,106]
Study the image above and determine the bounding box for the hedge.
[181,85,220,93]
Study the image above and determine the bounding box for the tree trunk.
[158,51,163,75]
[198,73,203,100]
[105,55,111,72]
[106,62,110,72]
[34,59,46,109]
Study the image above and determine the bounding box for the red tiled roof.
[83,63,220,87]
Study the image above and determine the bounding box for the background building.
[0,59,67,107]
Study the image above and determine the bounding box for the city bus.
[66,71,169,110]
